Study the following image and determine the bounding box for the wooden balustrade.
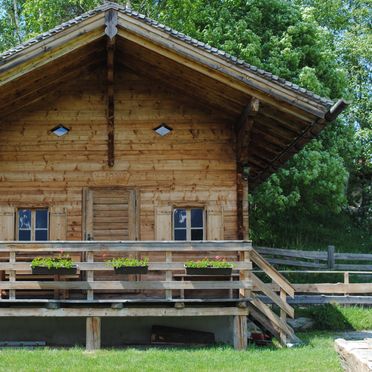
[0,240,297,348]
[0,240,253,301]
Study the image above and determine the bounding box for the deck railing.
[0,240,296,347]
[0,241,254,301]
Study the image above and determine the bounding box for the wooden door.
[82,188,139,295]
[83,187,138,241]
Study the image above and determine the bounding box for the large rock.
[287,317,315,331]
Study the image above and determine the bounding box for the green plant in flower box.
[185,257,233,268]
[31,255,74,269]
[106,257,149,268]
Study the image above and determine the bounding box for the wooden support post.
[279,288,287,345]
[105,9,118,168]
[237,163,249,240]
[328,245,335,269]
[233,315,247,350]
[86,317,101,351]
[87,251,94,301]
[165,251,172,300]
[9,252,16,300]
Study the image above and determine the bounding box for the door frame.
[82,186,140,241]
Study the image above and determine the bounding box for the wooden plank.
[9,252,16,300]
[0,261,252,271]
[233,315,247,350]
[264,283,372,295]
[87,252,94,300]
[279,288,287,345]
[265,258,328,269]
[255,246,328,260]
[165,251,172,300]
[0,307,250,317]
[49,206,67,241]
[250,296,294,339]
[250,250,294,297]
[0,280,252,290]
[86,317,101,351]
[251,273,294,318]
[335,253,372,261]
[0,241,252,252]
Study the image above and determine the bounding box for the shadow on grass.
[295,304,356,331]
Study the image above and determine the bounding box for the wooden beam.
[105,9,118,168]
[236,98,259,163]
[0,307,250,317]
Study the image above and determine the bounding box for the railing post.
[9,252,16,300]
[279,288,287,345]
[165,251,172,300]
[239,250,251,299]
[87,251,94,301]
[344,272,349,296]
[327,245,335,269]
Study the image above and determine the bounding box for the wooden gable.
[0,2,347,188]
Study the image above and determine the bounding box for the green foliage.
[31,255,75,269]
[185,257,233,268]
[106,257,148,268]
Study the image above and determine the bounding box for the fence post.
[327,245,335,269]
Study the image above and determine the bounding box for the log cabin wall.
[0,64,238,242]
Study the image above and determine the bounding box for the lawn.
[0,331,341,372]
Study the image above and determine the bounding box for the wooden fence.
[255,245,372,271]
[255,245,372,303]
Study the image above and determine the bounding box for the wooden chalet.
[0,2,347,349]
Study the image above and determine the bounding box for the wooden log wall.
[0,65,239,241]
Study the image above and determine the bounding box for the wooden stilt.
[86,316,101,351]
[233,314,247,350]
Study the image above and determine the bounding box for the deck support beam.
[86,316,101,351]
[236,98,259,240]
[233,315,247,350]
[105,9,118,168]
[236,97,259,163]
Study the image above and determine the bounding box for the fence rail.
[255,245,372,271]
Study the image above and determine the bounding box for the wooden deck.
[0,240,296,350]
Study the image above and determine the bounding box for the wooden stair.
[249,249,300,346]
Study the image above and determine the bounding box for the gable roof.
[0,1,348,187]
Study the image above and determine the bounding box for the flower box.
[114,266,148,275]
[185,267,232,276]
[31,266,77,275]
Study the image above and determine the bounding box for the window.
[173,208,204,240]
[17,209,49,241]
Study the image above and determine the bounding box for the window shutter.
[155,206,172,240]
[206,206,224,240]
[0,206,15,240]
[49,206,67,241]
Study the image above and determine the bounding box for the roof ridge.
[0,2,334,107]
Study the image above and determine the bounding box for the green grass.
[296,304,372,331]
[0,332,341,372]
